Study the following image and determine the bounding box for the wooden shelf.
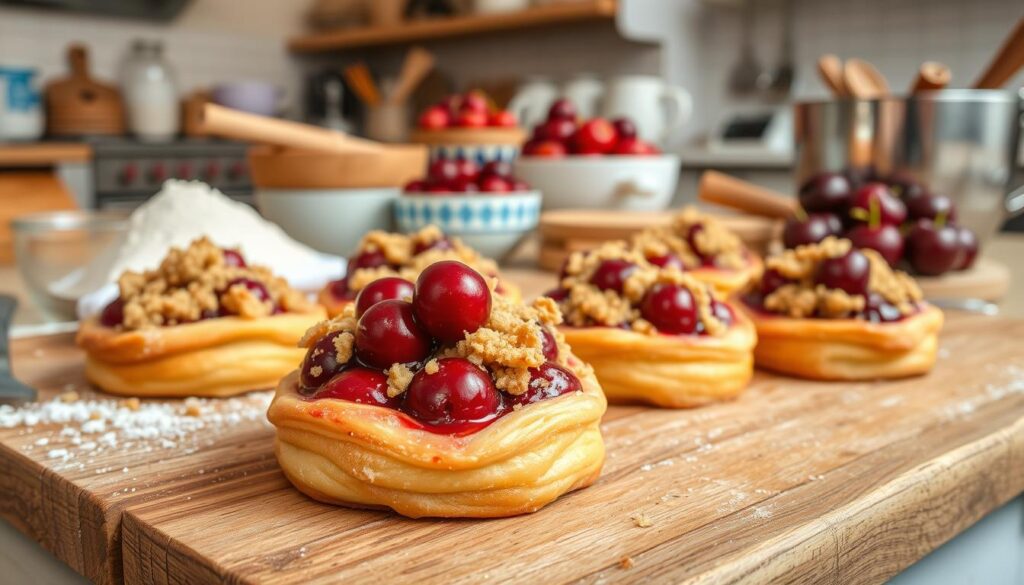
[288,0,618,52]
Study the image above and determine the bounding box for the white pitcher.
[562,74,604,119]
[507,77,559,131]
[599,75,692,146]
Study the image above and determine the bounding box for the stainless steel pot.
[794,90,1024,243]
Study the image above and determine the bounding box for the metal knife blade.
[0,295,38,403]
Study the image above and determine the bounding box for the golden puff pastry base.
[560,308,757,408]
[688,254,762,299]
[268,364,607,519]
[740,302,943,380]
[77,310,324,397]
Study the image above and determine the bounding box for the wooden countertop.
[0,143,91,167]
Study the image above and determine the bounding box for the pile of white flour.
[61,180,344,317]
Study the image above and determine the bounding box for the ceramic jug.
[599,75,692,146]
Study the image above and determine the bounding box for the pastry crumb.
[631,513,653,528]
[184,398,203,417]
[386,363,415,398]
[424,359,440,375]
[120,397,141,411]
[59,391,79,403]
[619,556,635,570]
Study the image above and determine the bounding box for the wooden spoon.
[843,58,889,99]
[698,171,798,219]
[388,47,435,105]
[973,17,1024,89]
[817,54,847,97]
[910,61,951,92]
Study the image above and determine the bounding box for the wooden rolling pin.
[817,54,847,97]
[198,103,384,155]
[973,17,1024,89]
[698,171,798,219]
[910,61,951,92]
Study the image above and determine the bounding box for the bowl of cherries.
[410,91,528,164]
[513,99,679,211]
[784,171,979,277]
[395,159,540,259]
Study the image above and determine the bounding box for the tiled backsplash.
[0,1,306,110]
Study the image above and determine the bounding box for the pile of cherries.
[545,256,733,334]
[784,171,979,276]
[302,261,581,435]
[404,159,530,194]
[522,99,661,157]
[418,91,517,130]
[98,249,280,327]
[754,248,906,323]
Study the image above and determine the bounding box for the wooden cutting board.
[2,310,1024,584]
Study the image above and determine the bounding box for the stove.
[88,138,253,209]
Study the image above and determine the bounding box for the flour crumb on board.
[0,389,273,472]
[619,556,635,570]
[751,505,773,520]
[639,458,674,472]
[631,513,653,528]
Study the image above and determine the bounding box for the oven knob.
[118,163,138,186]
[204,161,221,181]
[176,162,194,180]
[227,161,246,180]
[148,163,168,183]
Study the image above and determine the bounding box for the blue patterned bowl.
[394,191,541,259]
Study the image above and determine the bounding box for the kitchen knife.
[0,295,38,403]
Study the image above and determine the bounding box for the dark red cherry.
[511,363,582,407]
[760,268,791,296]
[543,288,569,302]
[646,253,685,271]
[328,276,354,300]
[300,331,348,389]
[349,249,389,272]
[885,172,928,200]
[413,236,454,255]
[222,249,247,268]
[845,223,904,266]
[428,159,461,182]
[863,292,904,323]
[547,98,577,121]
[589,259,637,294]
[711,300,734,328]
[815,249,871,296]
[611,117,637,140]
[413,261,491,343]
[905,219,962,276]
[225,278,271,304]
[906,193,957,223]
[404,358,502,426]
[639,283,699,334]
[99,297,124,327]
[799,172,852,213]
[355,300,432,369]
[539,326,558,360]
[479,160,512,179]
[782,213,843,248]
[313,367,396,407]
[847,182,907,226]
[355,277,414,318]
[954,226,979,270]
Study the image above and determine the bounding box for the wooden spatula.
[973,17,1024,89]
[388,47,435,105]
[843,58,890,99]
[817,54,847,97]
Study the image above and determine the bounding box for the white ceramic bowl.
[256,188,399,257]
[514,154,680,211]
[393,191,542,260]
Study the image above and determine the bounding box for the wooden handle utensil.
[910,61,951,92]
[698,171,798,219]
[817,54,847,97]
[843,58,890,99]
[973,17,1024,89]
[344,62,381,107]
[389,47,435,105]
[198,103,383,155]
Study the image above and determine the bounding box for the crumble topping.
[632,206,747,270]
[113,237,312,330]
[345,226,501,294]
[556,241,729,336]
[300,286,583,398]
[760,237,923,319]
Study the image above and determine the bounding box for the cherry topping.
[639,283,699,335]
[511,363,582,407]
[905,219,962,276]
[543,288,569,302]
[711,300,734,327]
[349,249,389,272]
[413,236,454,255]
[99,297,124,327]
[646,253,685,271]
[845,223,904,266]
[815,249,871,296]
[404,358,502,427]
[589,259,637,294]
[300,331,348,390]
[328,277,354,300]
[863,292,903,323]
[355,277,414,318]
[799,172,852,213]
[685,224,707,260]
[782,213,843,248]
[355,300,432,369]
[413,261,491,344]
[313,367,396,407]
[539,326,558,360]
[222,249,247,268]
[760,268,791,296]
[224,277,272,306]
